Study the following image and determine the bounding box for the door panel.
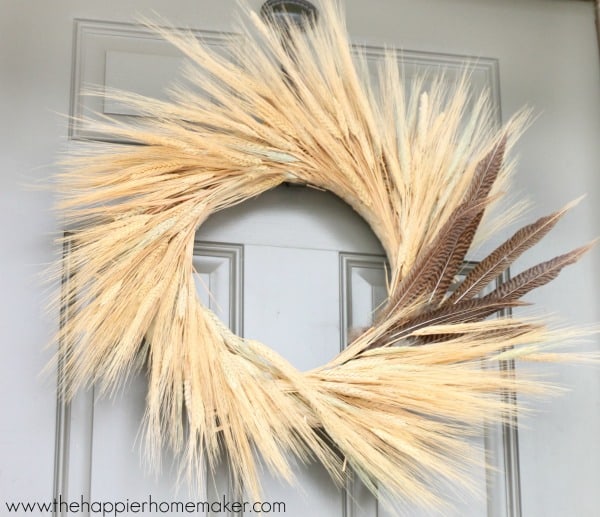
[340,255,491,517]
[340,252,389,348]
[82,243,244,516]
[244,244,341,371]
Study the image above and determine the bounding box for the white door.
[55,7,516,517]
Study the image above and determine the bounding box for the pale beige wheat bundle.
[53,1,594,512]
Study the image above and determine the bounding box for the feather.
[367,299,527,351]
[449,198,582,303]
[482,242,595,302]
[429,138,507,303]
[463,137,507,205]
[380,197,492,319]
[380,139,506,317]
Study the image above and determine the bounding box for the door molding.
[69,19,502,143]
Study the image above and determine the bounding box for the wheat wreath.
[53,1,594,512]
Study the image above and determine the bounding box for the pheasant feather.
[449,198,582,303]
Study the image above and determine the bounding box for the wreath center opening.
[193,184,387,371]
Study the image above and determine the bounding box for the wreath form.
[55,3,592,512]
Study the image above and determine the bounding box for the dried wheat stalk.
[52,1,594,512]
